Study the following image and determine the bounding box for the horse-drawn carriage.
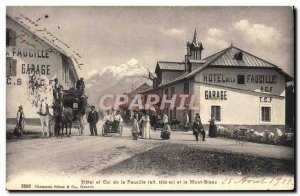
[53,89,87,137]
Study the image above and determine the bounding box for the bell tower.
[186,29,204,60]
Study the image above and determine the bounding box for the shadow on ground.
[97,143,294,177]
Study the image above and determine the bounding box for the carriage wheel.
[118,126,123,136]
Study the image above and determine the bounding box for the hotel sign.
[203,73,277,84]
[203,74,235,83]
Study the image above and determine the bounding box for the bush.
[216,126,293,146]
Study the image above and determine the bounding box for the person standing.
[182,111,190,132]
[131,115,140,140]
[208,116,217,138]
[162,111,169,126]
[161,111,171,140]
[53,78,63,100]
[87,106,99,136]
[38,98,50,137]
[193,117,205,141]
[139,111,146,138]
[142,113,152,139]
[16,106,25,136]
[76,77,85,92]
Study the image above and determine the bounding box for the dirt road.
[7,124,294,183]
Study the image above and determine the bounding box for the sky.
[6,6,294,78]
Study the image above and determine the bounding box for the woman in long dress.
[208,117,217,138]
[131,115,140,140]
[144,114,152,139]
[140,113,152,139]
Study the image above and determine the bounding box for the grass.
[98,143,294,177]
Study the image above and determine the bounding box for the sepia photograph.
[5,6,295,191]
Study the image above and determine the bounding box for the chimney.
[185,42,192,71]
[186,42,191,56]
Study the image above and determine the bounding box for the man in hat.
[193,117,205,141]
[76,77,85,92]
[194,113,201,122]
[53,78,63,100]
[87,106,99,136]
[16,105,25,135]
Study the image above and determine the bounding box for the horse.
[53,102,74,137]
[61,106,73,137]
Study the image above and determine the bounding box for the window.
[6,57,17,77]
[6,28,16,47]
[261,106,271,122]
[234,51,243,61]
[237,75,245,84]
[63,64,69,86]
[171,87,175,96]
[211,105,221,122]
[164,88,168,95]
[184,82,189,94]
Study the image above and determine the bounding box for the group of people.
[131,110,171,140]
[53,77,85,100]
[102,109,124,133]
[192,113,218,141]
[131,111,153,140]
[13,77,87,137]
[15,83,217,142]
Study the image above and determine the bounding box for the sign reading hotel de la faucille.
[203,73,277,102]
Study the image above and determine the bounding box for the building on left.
[6,15,79,123]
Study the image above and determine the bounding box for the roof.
[186,46,293,81]
[128,82,152,95]
[150,45,293,90]
[6,14,79,80]
[156,61,185,71]
[210,46,276,68]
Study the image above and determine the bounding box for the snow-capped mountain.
[85,58,152,106]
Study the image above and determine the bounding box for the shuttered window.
[211,105,221,122]
[184,82,189,94]
[6,28,16,47]
[6,57,17,77]
[237,75,245,84]
[261,106,271,122]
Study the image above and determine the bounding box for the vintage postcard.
[6,6,295,191]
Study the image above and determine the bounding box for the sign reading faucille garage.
[6,47,53,86]
[11,48,51,75]
[7,48,52,75]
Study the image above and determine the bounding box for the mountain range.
[85,59,152,107]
